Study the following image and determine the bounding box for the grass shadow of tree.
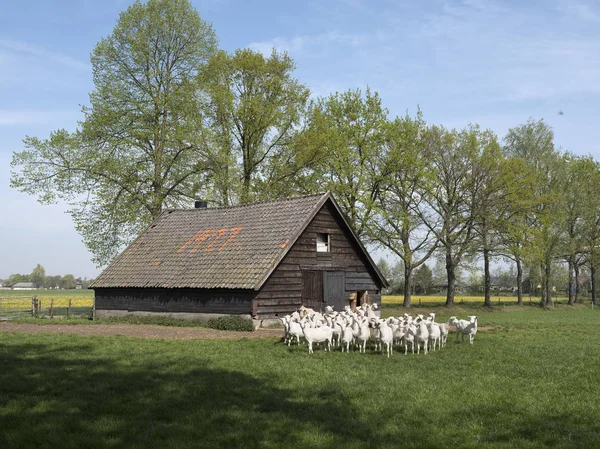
[0,342,381,449]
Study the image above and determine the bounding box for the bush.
[206,315,254,332]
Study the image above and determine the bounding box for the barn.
[91,192,387,324]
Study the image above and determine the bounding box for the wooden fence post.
[32,296,38,317]
[50,299,54,319]
[68,298,72,318]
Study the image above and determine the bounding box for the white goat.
[429,313,449,348]
[448,316,478,344]
[426,318,441,352]
[354,317,371,354]
[287,319,304,346]
[415,318,429,355]
[376,320,394,357]
[340,323,355,353]
[300,320,333,354]
[403,319,417,355]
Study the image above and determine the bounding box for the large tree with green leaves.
[201,48,312,205]
[495,155,536,306]
[420,125,481,306]
[579,160,600,305]
[370,111,438,307]
[504,119,565,307]
[10,0,218,266]
[468,128,506,307]
[30,264,46,289]
[560,154,594,304]
[304,87,387,238]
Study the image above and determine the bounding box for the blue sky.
[1,0,599,279]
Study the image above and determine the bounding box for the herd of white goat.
[279,304,478,356]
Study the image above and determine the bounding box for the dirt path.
[0,322,283,340]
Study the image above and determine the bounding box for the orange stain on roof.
[177,227,244,254]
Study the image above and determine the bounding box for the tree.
[560,154,594,304]
[420,125,479,306]
[10,0,219,266]
[201,48,312,205]
[370,111,438,307]
[44,275,62,290]
[496,156,536,306]
[468,128,507,306]
[30,264,46,289]
[504,119,565,307]
[413,264,433,295]
[61,274,77,290]
[305,87,387,238]
[580,160,600,305]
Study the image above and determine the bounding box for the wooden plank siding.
[254,201,383,318]
[95,288,254,315]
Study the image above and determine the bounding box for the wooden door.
[324,271,346,312]
[302,270,323,311]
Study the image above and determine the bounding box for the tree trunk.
[544,261,552,307]
[445,250,455,306]
[567,256,575,305]
[592,264,597,305]
[241,171,252,204]
[403,263,412,308]
[483,247,491,307]
[540,263,546,307]
[574,264,580,304]
[516,258,523,306]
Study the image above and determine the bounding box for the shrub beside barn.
[91,192,387,325]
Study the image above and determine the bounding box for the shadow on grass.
[0,342,379,449]
[1,341,598,449]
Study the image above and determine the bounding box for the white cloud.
[248,31,370,57]
[0,39,90,71]
[0,109,79,126]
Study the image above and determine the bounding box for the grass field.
[1,306,599,448]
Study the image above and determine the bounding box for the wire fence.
[0,296,94,320]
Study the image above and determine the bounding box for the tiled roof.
[91,193,330,290]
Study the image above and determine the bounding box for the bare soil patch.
[0,322,283,340]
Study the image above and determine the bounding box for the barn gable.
[254,199,385,318]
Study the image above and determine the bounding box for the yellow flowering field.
[0,290,94,313]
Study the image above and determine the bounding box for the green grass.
[1,307,599,448]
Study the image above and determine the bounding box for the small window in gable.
[316,233,330,252]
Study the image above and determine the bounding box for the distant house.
[91,192,388,322]
[12,282,36,290]
[0,282,11,290]
[76,281,83,290]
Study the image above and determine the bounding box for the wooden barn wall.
[95,288,253,315]
[255,201,382,318]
